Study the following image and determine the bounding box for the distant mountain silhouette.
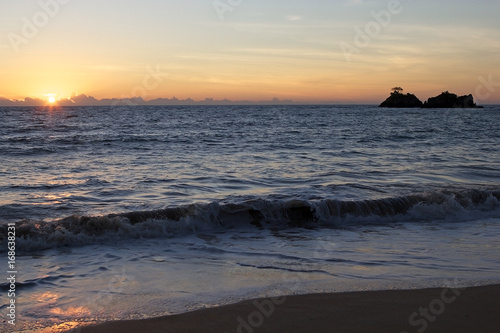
[0,94,297,106]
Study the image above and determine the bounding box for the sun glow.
[45,93,58,104]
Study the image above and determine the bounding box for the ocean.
[1,105,500,332]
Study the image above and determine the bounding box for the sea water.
[0,105,499,331]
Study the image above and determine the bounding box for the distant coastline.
[0,95,299,107]
[0,95,382,106]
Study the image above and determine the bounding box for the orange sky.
[1,0,499,104]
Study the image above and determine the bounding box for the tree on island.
[380,87,423,108]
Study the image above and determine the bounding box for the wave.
[1,188,499,252]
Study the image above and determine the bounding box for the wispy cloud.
[344,0,364,6]
[89,65,146,72]
[286,15,303,22]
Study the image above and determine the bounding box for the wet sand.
[74,284,500,333]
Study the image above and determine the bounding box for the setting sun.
[48,96,56,104]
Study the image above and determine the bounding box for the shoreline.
[72,284,500,333]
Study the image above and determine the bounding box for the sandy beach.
[73,284,500,333]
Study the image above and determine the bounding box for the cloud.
[0,97,46,106]
[345,0,364,6]
[89,65,145,72]
[286,15,303,22]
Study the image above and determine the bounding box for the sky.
[1,0,499,104]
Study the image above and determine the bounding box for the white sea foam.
[7,217,500,332]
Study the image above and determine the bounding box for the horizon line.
[1,93,497,107]
[0,94,378,106]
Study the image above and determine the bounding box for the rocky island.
[379,87,482,108]
[423,91,479,108]
[379,87,423,108]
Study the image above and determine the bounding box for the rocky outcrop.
[423,91,481,108]
[380,90,482,108]
[379,92,423,108]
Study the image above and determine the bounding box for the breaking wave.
[1,188,499,252]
